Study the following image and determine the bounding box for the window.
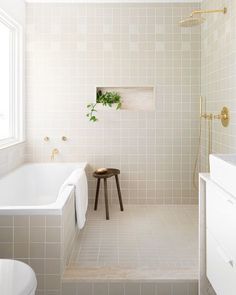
[0,9,24,148]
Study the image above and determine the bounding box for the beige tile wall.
[0,214,61,294]
[201,0,236,172]
[26,2,201,205]
[0,190,77,295]
[200,0,236,294]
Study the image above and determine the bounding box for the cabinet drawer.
[206,181,236,259]
[207,230,236,295]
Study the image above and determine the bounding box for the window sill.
[0,139,25,151]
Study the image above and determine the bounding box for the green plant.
[87,90,122,122]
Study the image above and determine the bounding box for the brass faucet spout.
[51,148,59,161]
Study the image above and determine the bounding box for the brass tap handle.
[201,113,213,120]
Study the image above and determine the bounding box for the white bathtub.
[0,162,87,215]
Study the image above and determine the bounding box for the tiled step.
[63,265,198,281]
[62,265,198,295]
[62,280,198,295]
[62,205,198,295]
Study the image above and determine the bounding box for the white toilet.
[0,259,37,295]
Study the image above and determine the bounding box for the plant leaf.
[116,102,122,110]
[87,91,122,122]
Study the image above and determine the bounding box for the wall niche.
[96,86,155,111]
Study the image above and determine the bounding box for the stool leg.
[94,178,100,211]
[115,175,124,211]
[104,178,109,220]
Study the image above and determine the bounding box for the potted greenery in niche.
[87,90,122,122]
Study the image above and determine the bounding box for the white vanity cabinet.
[206,181,236,295]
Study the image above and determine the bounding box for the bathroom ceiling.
[25,0,201,3]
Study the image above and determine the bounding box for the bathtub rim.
[0,161,87,181]
[0,162,87,215]
[0,184,74,215]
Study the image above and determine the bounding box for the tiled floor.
[64,205,198,282]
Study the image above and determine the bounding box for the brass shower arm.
[190,7,227,17]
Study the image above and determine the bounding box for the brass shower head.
[179,16,205,27]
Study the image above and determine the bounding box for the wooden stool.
[93,168,124,220]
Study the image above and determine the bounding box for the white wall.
[0,0,25,24]
[0,0,25,177]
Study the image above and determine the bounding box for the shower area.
[24,0,231,294]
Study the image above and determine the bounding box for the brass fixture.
[200,96,213,120]
[62,136,68,141]
[44,136,50,142]
[196,100,229,178]
[201,113,213,120]
[179,7,227,27]
[193,96,204,190]
[190,7,227,17]
[199,95,203,118]
[201,106,229,127]
[193,96,213,190]
[201,110,213,170]
[51,148,59,161]
[213,106,230,127]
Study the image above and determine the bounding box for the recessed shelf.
[96,86,155,111]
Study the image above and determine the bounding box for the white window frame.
[0,8,24,149]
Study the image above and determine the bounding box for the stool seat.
[93,171,114,179]
[93,168,120,179]
[107,168,120,175]
[93,168,123,220]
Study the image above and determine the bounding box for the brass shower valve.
[213,107,230,127]
[201,107,229,128]
[201,113,213,120]
[201,107,229,127]
[213,113,228,120]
